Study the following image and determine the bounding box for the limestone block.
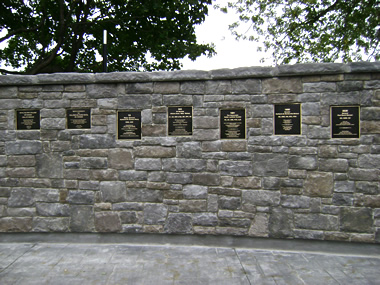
[218,196,241,210]
[262,77,302,94]
[340,208,373,233]
[242,190,280,207]
[233,177,261,189]
[319,159,349,172]
[268,208,294,238]
[281,195,310,208]
[304,172,333,197]
[79,134,116,149]
[183,185,208,199]
[193,213,218,227]
[177,142,202,158]
[80,157,107,169]
[67,191,95,205]
[70,205,95,232]
[118,94,151,109]
[6,141,42,155]
[8,188,35,207]
[95,212,121,232]
[179,200,207,212]
[87,83,123,98]
[295,213,339,231]
[143,203,167,225]
[126,188,162,202]
[100,181,127,202]
[289,155,318,170]
[135,158,162,171]
[154,82,180,94]
[0,217,32,232]
[252,153,288,177]
[36,203,69,217]
[164,213,193,234]
[180,81,205,94]
[249,213,269,237]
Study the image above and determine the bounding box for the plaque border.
[167,106,193,137]
[330,105,360,139]
[66,108,92,129]
[273,103,302,136]
[117,110,142,140]
[220,108,247,140]
[15,109,41,130]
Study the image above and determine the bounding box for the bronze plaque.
[16,110,40,130]
[220,109,246,139]
[274,104,301,135]
[331,106,360,138]
[168,106,193,136]
[117,111,141,140]
[67,109,91,129]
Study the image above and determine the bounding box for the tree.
[218,0,380,64]
[0,0,215,74]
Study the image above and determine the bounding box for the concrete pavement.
[0,234,379,284]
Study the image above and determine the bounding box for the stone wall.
[0,62,379,243]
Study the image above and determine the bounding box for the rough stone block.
[289,155,317,170]
[295,213,338,231]
[144,204,167,225]
[183,185,208,199]
[242,190,280,207]
[163,158,206,172]
[6,141,42,155]
[358,154,380,169]
[100,181,127,202]
[36,153,63,178]
[220,160,252,177]
[95,212,121,232]
[36,203,70,217]
[166,173,192,184]
[87,83,123,98]
[262,77,302,93]
[32,217,69,232]
[319,159,349,172]
[348,168,380,181]
[180,81,205,94]
[80,134,116,149]
[154,82,180,94]
[304,172,333,197]
[221,141,247,152]
[249,213,269,237]
[126,189,162,202]
[8,188,35,207]
[179,200,207,212]
[281,195,310,208]
[164,213,193,234]
[233,177,261,189]
[135,146,176,158]
[0,217,33,232]
[252,154,288,177]
[135,158,162,171]
[70,205,94,232]
[218,196,241,210]
[108,149,134,170]
[67,191,95,205]
[177,142,202,158]
[340,208,373,233]
[268,208,294,238]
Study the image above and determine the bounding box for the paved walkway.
[0,234,379,284]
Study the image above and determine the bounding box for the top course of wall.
[1,62,380,86]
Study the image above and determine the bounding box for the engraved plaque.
[331,106,360,138]
[168,106,193,136]
[274,104,301,135]
[117,111,141,140]
[67,109,91,129]
[16,110,40,130]
[220,109,246,139]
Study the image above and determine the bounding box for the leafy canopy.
[0,0,215,74]
[218,0,380,64]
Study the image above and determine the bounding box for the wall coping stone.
[1,62,379,86]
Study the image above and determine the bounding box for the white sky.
[180,1,272,70]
